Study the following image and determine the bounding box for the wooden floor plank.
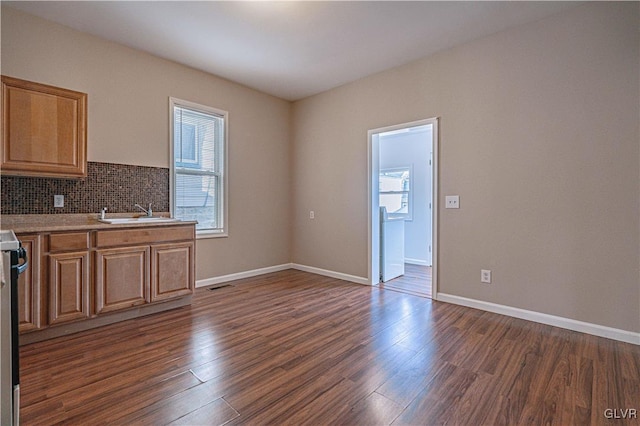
[18,269,640,425]
[338,391,405,425]
[53,371,202,425]
[119,379,228,426]
[391,362,479,425]
[167,397,239,426]
[379,264,432,298]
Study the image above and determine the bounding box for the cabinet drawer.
[49,232,89,252]
[95,226,194,248]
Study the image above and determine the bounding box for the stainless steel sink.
[98,217,179,224]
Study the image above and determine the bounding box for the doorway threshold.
[378,264,432,298]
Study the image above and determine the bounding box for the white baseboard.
[437,293,640,345]
[404,258,430,266]
[196,263,370,288]
[196,263,293,288]
[291,263,370,286]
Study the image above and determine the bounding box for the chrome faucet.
[134,203,153,217]
[100,207,107,220]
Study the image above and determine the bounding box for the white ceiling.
[5,1,579,101]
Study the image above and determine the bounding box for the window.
[170,98,227,236]
[379,166,412,220]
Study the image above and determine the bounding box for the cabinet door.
[49,251,90,325]
[151,242,194,302]
[1,76,87,178]
[16,234,42,333]
[95,246,149,315]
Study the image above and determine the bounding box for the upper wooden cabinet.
[1,75,87,178]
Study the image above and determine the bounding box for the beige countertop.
[0,213,197,233]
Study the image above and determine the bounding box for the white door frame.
[367,117,439,300]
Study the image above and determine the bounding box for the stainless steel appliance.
[1,230,27,426]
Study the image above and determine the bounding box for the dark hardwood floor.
[19,269,639,425]
[379,264,432,298]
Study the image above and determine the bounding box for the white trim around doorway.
[368,117,439,300]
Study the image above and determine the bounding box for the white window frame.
[170,97,228,238]
[379,165,413,221]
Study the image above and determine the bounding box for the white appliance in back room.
[1,229,28,426]
[380,207,405,282]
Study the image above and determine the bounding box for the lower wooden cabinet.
[48,251,90,325]
[15,224,195,338]
[16,234,42,333]
[95,246,150,314]
[151,242,194,302]
[95,226,195,315]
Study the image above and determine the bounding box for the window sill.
[196,230,228,240]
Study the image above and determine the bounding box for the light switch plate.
[54,194,64,208]
[445,195,460,209]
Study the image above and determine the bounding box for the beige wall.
[1,7,292,279]
[3,4,639,333]
[292,3,640,332]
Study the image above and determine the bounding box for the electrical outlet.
[481,269,492,284]
[310,211,315,219]
[445,195,460,209]
[54,194,64,208]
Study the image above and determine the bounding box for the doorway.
[368,118,438,299]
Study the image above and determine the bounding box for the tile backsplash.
[1,162,169,215]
